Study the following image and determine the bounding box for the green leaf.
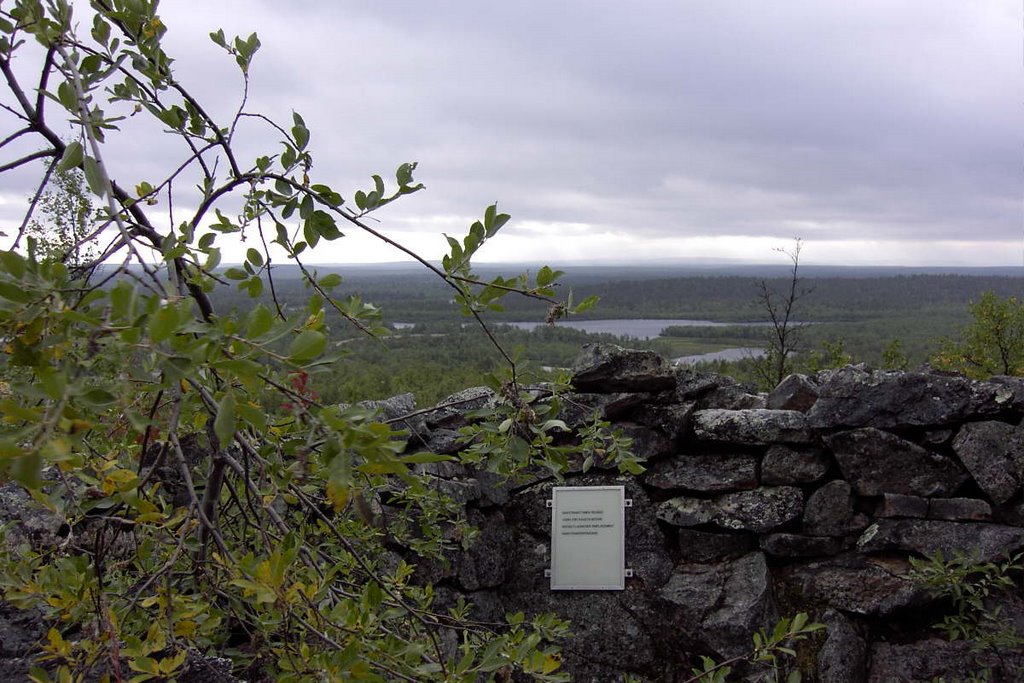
[319,273,342,289]
[0,281,31,303]
[0,250,26,278]
[288,330,326,363]
[246,304,274,338]
[82,155,105,196]
[79,388,118,408]
[148,304,179,342]
[292,123,309,150]
[57,141,83,173]
[400,452,455,464]
[214,392,237,448]
[246,248,264,267]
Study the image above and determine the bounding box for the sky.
[1,1,1021,267]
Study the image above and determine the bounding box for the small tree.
[933,291,1024,378]
[0,2,615,680]
[753,239,811,389]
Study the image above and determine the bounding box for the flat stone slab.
[857,519,1024,562]
[642,453,758,492]
[692,409,816,445]
[657,487,804,533]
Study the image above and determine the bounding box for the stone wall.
[5,343,1024,682]
[397,344,1024,682]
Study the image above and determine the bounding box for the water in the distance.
[503,319,767,339]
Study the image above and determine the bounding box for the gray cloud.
[2,1,1018,265]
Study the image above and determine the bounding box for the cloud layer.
[2,1,1020,266]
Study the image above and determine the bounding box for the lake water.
[503,318,768,339]
[674,347,764,365]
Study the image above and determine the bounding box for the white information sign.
[549,486,627,590]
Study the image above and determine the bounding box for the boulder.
[826,427,968,496]
[817,608,868,683]
[761,445,832,485]
[642,452,759,493]
[658,487,804,533]
[692,409,816,445]
[658,552,778,658]
[780,554,924,616]
[767,373,820,412]
[803,480,854,537]
[572,344,676,393]
[808,366,1011,429]
[857,519,1024,562]
[952,420,1024,504]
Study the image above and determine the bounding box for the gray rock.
[808,366,1010,429]
[868,638,1024,683]
[456,510,514,590]
[676,368,741,401]
[780,554,923,616]
[761,445,832,485]
[767,373,820,412]
[760,533,844,558]
[928,497,992,521]
[657,496,714,527]
[658,487,803,533]
[952,420,1024,504]
[700,386,767,410]
[826,427,968,496]
[677,529,755,563]
[421,386,495,428]
[803,480,854,537]
[614,423,675,461]
[857,519,1024,562]
[658,552,778,658]
[634,402,696,442]
[711,486,805,533]
[817,608,867,683]
[572,344,676,393]
[692,409,816,445]
[642,453,759,492]
[876,493,929,519]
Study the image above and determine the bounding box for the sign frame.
[548,485,628,591]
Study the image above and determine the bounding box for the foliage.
[685,612,824,683]
[0,2,609,680]
[907,550,1024,681]
[932,291,1024,378]
[24,166,99,266]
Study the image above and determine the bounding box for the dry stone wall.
[5,343,1024,682]
[398,344,1024,682]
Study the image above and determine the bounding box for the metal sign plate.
[549,485,626,590]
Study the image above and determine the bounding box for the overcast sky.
[2,1,1021,266]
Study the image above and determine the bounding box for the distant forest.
[209,265,1024,405]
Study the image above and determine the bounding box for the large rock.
[825,427,968,496]
[952,420,1024,504]
[691,409,816,445]
[767,373,820,412]
[868,638,1024,682]
[857,519,1024,562]
[642,452,759,492]
[803,480,854,537]
[808,366,1014,429]
[761,445,832,485]
[658,487,804,533]
[572,344,676,393]
[780,554,923,616]
[817,608,868,683]
[658,552,778,659]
